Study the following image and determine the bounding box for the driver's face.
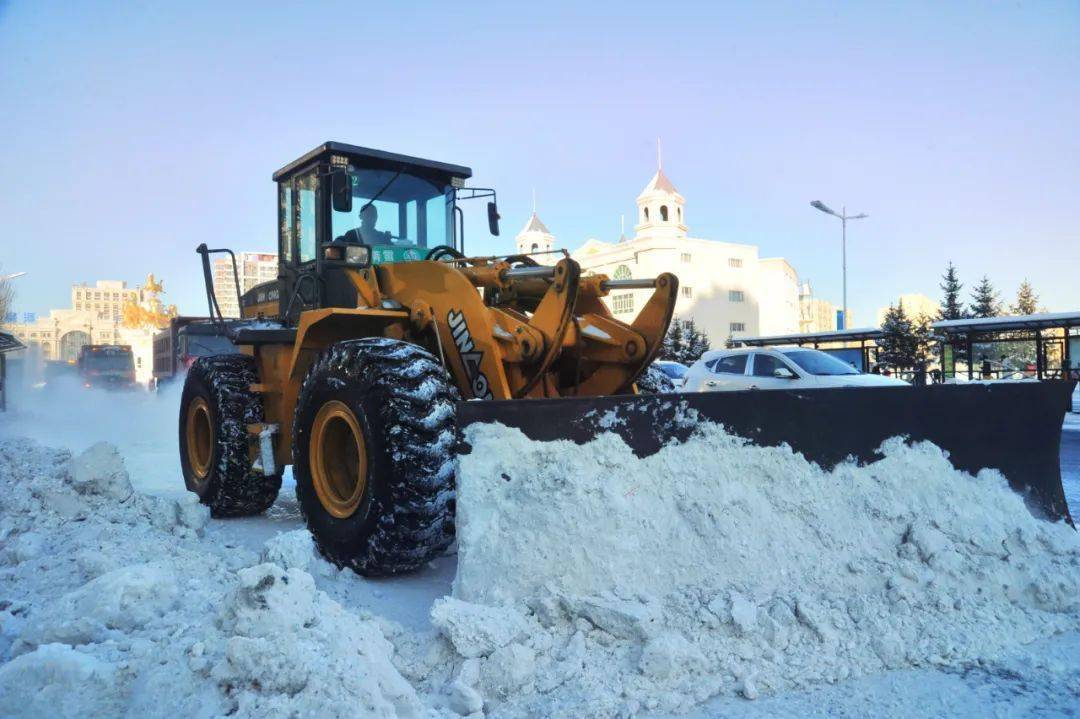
[360,205,377,227]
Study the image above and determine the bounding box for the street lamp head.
[850,213,869,220]
[810,200,837,217]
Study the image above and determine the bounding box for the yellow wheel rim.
[310,400,368,519]
[186,396,213,481]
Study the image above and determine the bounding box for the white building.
[213,252,278,317]
[71,280,139,323]
[542,161,805,346]
[757,258,801,336]
[5,280,148,362]
[799,281,842,334]
[2,277,172,384]
[515,213,556,263]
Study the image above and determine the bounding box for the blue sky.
[2,0,1078,326]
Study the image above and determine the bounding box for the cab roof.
[272,141,473,183]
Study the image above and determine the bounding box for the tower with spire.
[634,138,687,241]
[515,189,556,260]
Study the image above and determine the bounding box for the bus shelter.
[0,329,27,412]
[931,311,1080,382]
[734,327,883,373]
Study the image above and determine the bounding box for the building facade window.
[613,264,632,280]
[730,322,746,332]
[682,286,693,298]
[660,205,669,221]
[611,293,634,314]
[680,253,691,263]
[728,258,743,268]
[729,290,745,302]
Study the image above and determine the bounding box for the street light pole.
[810,201,867,329]
[841,206,847,324]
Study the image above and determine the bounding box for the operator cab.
[273,142,473,266]
[258,142,497,322]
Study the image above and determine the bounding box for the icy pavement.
[0,383,1078,717]
[679,630,1080,718]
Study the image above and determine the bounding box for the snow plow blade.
[457,380,1076,523]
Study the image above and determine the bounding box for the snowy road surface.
[0,380,1077,717]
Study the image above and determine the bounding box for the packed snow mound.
[444,422,1080,716]
[0,439,424,718]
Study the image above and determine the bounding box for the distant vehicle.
[77,345,137,390]
[153,317,240,389]
[654,360,689,389]
[683,347,909,392]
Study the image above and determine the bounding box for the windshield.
[658,363,687,379]
[83,352,133,371]
[184,334,237,357]
[331,167,451,263]
[782,349,860,376]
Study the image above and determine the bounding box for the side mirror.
[331,171,353,213]
[774,367,796,379]
[487,201,501,236]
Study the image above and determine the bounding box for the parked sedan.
[682,347,909,392]
[653,360,690,389]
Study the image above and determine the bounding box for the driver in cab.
[340,204,392,245]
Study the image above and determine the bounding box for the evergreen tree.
[660,320,685,363]
[878,301,919,370]
[938,262,965,320]
[1010,279,1039,316]
[969,275,1000,318]
[683,320,711,363]
[910,312,934,367]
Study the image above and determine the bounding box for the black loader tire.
[178,355,282,517]
[636,364,676,394]
[292,338,459,576]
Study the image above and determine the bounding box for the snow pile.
[2,419,1077,718]
[440,422,1080,716]
[0,439,426,718]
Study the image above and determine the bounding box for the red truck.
[77,344,137,390]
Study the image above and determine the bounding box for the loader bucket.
[457,380,1076,523]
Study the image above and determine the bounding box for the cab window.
[297,171,318,263]
[712,355,748,374]
[330,167,450,250]
[278,183,294,262]
[751,353,785,377]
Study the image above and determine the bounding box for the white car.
[682,347,909,392]
[653,360,690,389]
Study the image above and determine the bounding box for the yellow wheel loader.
[179,142,1075,576]
[180,142,678,574]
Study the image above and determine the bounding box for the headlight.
[345,245,371,265]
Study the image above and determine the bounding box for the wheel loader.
[180,141,1075,577]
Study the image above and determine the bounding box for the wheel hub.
[310,400,368,519]
[185,396,213,483]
